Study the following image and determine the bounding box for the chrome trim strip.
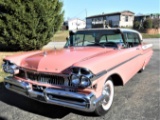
[19,67,69,77]
[107,54,141,72]
[92,54,141,80]
[142,44,153,50]
[91,70,107,81]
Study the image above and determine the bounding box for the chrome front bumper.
[4,76,105,112]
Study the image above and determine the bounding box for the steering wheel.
[104,42,118,48]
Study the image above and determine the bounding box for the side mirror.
[117,43,124,50]
[141,39,143,43]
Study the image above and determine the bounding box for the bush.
[143,18,153,29]
[0,0,64,51]
[152,18,160,28]
[133,21,140,29]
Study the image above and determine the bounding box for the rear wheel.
[139,65,145,73]
[95,79,114,116]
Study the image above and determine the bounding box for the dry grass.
[51,30,160,42]
[142,33,160,38]
[51,30,69,42]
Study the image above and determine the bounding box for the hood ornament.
[43,51,47,57]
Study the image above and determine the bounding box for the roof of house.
[86,10,135,19]
[67,18,86,22]
[135,13,160,17]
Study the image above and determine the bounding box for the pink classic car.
[2,28,153,116]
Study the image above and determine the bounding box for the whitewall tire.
[95,79,114,116]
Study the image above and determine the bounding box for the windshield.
[65,30,124,48]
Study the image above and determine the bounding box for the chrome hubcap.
[103,85,111,105]
[102,80,114,110]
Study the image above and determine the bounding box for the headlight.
[80,76,91,88]
[2,61,19,74]
[70,74,80,87]
[70,67,93,88]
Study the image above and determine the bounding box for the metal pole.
[85,9,87,17]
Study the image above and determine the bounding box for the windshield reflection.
[65,30,124,48]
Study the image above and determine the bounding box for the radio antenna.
[52,28,56,50]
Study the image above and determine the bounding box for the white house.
[86,10,135,28]
[64,18,86,31]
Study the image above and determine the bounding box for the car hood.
[20,47,112,73]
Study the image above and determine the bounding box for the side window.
[73,34,96,46]
[73,34,84,46]
[100,34,123,43]
[83,34,95,45]
[107,34,123,43]
[99,35,107,43]
[125,32,140,47]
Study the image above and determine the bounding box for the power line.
[73,9,86,19]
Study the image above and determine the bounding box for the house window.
[125,16,128,22]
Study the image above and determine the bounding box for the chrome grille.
[16,70,76,89]
[27,72,65,86]
[68,79,74,87]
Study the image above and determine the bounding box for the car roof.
[72,28,143,40]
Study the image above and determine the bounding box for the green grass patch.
[142,33,160,39]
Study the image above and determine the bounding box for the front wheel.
[95,79,114,116]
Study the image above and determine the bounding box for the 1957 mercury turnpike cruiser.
[2,28,153,116]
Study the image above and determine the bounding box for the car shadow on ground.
[0,117,7,120]
[0,82,95,119]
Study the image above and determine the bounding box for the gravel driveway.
[0,51,159,120]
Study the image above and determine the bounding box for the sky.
[63,0,160,20]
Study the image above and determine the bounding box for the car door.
[117,32,144,83]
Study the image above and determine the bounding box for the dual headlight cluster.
[2,61,19,74]
[70,67,93,88]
